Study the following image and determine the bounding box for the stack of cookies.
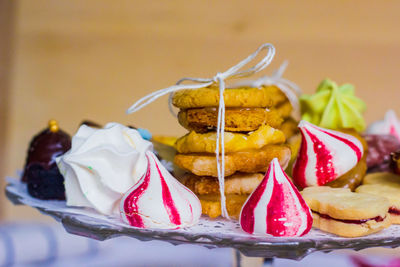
[172,85,295,218]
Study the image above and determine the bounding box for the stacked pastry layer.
[173,85,294,218]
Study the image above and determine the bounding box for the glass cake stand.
[5,177,400,261]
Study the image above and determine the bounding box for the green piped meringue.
[300,79,366,132]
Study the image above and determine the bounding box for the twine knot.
[126,43,301,219]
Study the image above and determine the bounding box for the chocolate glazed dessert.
[22,120,71,200]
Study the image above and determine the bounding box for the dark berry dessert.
[22,120,71,200]
[364,134,400,173]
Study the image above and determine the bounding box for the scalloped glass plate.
[6,177,400,260]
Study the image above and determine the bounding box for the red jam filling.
[313,211,385,224]
[389,207,400,215]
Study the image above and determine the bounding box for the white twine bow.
[232,60,302,119]
[127,43,276,219]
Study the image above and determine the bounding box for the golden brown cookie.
[325,156,367,191]
[172,85,287,109]
[301,187,391,237]
[174,145,291,177]
[356,184,400,224]
[198,194,249,219]
[362,172,400,186]
[175,125,286,154]
[280,117,298,139]
[391,213,400,224]
[177,102,292,133]
[301,187,389,221]
[285,133,302,177]
[179,172,264,195]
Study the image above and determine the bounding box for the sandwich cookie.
[175,124,286,154]
[301,187,391,237]
[356,184,400,224]
[172,85,287,109]
[178,101,292,133]
[362,172,400,186]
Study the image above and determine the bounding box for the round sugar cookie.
[362,172,400,186]
[301,186,390,221]
[172,85,287,109]
[177,102,291,133]
[198,194,249,219]
[174,144,291,177]
[356,183,400,224]
[281,117,298,139]
[179,172,264,195]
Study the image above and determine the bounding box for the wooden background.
[2,0,400,220]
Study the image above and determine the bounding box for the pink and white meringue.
[292,120,364,188]
[240,158,312,237]
[367,110,400,142]
[120,151,202,229]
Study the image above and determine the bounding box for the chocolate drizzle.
[313,211,385,224]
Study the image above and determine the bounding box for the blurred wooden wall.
[0,0,15,219]
[3,0,400,220]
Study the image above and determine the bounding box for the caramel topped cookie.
[175,124,285,154]
[172,85,287,109]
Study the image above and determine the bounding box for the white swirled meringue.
[120,151,201,229]
[292,120,363,188]
[56,122,153,215]
[367,110,400,142]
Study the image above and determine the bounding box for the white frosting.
[367,110,400,142]
[120,151,202,229]
[296,121,363,187]
[56,122,153,215]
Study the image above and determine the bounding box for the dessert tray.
[6,177,400,260]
